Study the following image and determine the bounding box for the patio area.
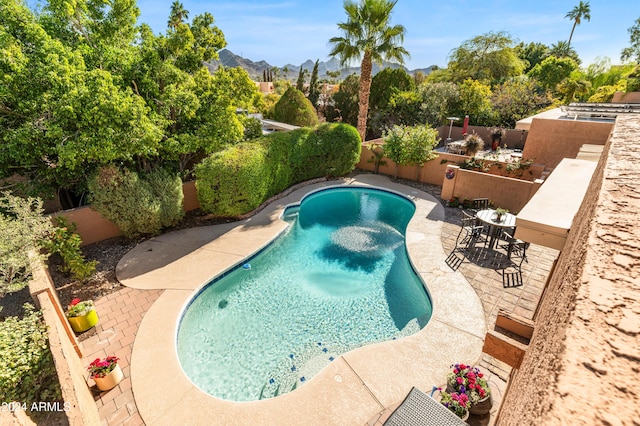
[80,175,557,425]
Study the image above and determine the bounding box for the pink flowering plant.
[88,356,119,379]
[447,363,491,404]
[439,390,470,418]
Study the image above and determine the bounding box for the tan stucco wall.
[522,118,613,169]
[497,115,640,425]
[51,182,200,246]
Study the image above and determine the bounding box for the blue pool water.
[177,187,432,401]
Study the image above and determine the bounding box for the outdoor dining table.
[476,209,516,250]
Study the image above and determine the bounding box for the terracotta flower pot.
[67,309,99,333]
[93,364,123,391]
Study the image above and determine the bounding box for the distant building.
[255,82,274,94]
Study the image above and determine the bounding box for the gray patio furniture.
[383,387,467,426]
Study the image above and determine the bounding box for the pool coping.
[122,174,486,425]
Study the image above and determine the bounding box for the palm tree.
[565,1,591,48]
[329,0,409,142]
[168,1,189,29]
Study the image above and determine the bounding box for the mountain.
[206,49,434,81]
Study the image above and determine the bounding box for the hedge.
[195,123,361,217]
[88,166,184,238]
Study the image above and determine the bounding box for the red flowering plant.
[88,356,119,379]
[65,297,95,317]
[439,390,470,418]
[447,363,491,404]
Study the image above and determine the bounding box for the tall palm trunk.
[568,21,577,47]
[357,51,373,143]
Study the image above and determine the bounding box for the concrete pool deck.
[116,174,486,425]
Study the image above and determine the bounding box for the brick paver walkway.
[81,287,163,426]
[83,180,557,425]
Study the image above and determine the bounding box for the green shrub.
[144,168,185,228]
[0,192,53,295]
[273,87,319,127]
[195,123,361,217]
[44,217,97,281]
[263,131,294,195]
[88,165,184,239]
[195,143,270,216]
[0,304,61,406]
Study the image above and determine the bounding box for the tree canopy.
[0,0,260,199]
[447,31,526,85]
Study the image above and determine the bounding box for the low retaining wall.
[28,256,101,426]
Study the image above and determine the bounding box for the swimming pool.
[176,187,433,402]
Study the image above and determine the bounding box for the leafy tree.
[368,68,414,116]
[528,56,579,93]
[491,77,552,127]
[326,73,360,125]
[417,82,461,126]
[273,87,319,127]
[565,1,591,48]
[458,79,495,126]
[282,65,290,80]
[0,0,162,194]
[260,93,281,118]
[168,1,189,29]
[515,42,550,73]
[369,90,422,131]
[366,67,414,138]
[308,60,321,107]
[447,31,525,85]
[621,17,640,63]
[329,0,409,142]
[382,125,439,178]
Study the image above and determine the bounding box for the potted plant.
[464,132,484,156]
[493,207,509,223]
[439,390,471,420]
[88,356,123,391]
[489,127,506,151]
[447,363,493,415]
[66,298,99,332]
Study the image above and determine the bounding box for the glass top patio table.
[476,209,516,249]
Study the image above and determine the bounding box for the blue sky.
[139,1,635,69]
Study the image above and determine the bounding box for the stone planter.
[93,364,123,392]
[67,309,99,333]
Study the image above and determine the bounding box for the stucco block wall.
[497,115,640,425]
[51,182,200,246]
[522,118,613,169]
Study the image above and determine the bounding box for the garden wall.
[51,181,201,247]
[440,166,543,214]
[497,115,640,425]
[522,118,613,170]
[28,257,101,426]
[437,125,529,150]
[356,144,543,212]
